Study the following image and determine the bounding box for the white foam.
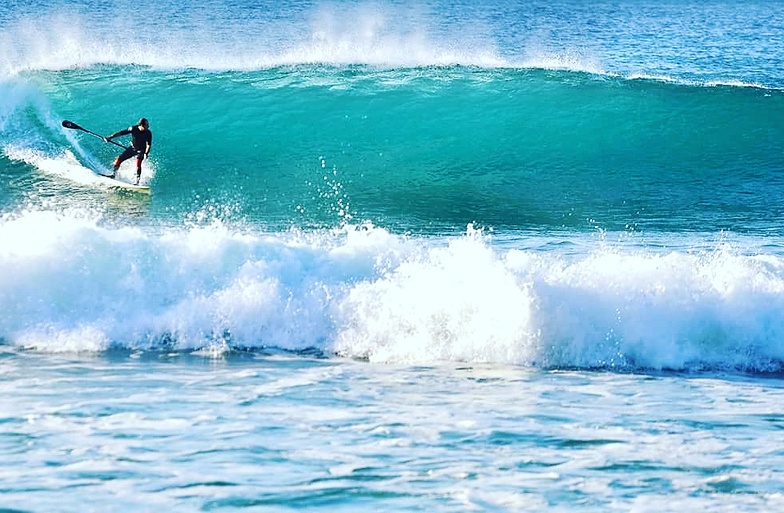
[332,232,539,364]
[2,209,784,371]
[4,146,153,187]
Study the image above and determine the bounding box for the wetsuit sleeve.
[108,127,132,140]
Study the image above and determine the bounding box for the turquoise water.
[6,66,784,232]
[2,0,784,510]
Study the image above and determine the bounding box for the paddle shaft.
[61,120,133,151]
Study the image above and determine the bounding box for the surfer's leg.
[111,147,137,178]
[135,155,143,185]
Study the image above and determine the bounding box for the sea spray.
[2,208,783,371]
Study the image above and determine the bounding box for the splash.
[0,3,506,73]
[2,208,784,372]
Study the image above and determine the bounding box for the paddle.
[61,119,130,150]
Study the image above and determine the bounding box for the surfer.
[105,118,152,185]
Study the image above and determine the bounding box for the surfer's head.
[138,118,149,129]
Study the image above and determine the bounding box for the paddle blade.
[61,120,84,131]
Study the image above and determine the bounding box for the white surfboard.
[94,173,151,193]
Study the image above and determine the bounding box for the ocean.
[2,0,784,510]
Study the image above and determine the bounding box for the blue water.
[2,0,784,510]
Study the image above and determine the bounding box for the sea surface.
[2,0,784,511]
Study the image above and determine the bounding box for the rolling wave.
[1,208,783,373]
[3,65,783,232]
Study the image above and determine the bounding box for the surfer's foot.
[108,173,115,179]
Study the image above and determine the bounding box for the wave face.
[2,0,784,372]
[4,66,783,232]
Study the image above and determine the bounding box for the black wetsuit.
[110,125,153,171]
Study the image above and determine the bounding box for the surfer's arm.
[105,127,132,141]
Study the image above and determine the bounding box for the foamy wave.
[333,236,784,372]
[1,209,784,372]
[627,72,770,90]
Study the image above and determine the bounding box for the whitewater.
[2,0,784,511]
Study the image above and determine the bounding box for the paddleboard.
[94,173,151,193]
